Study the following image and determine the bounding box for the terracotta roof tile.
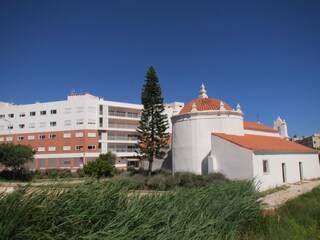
[212,133,316,152]
[179,98,232,114]
[244,121,278,133]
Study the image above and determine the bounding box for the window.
[64,108,71,114]
[76,132,84,138]
[8,125,13,129]
[128,112,139,118]
[40,122,46,128]
[40,110,46,115]
[6,137,13,141]
[30,112,36,116]
[50,109,57,114]
[50,121,57,127]
[88,132,96,137]
[76,119,84,125]
[263,160,269,174]
[88,106,96,113]
[29,123,35,128]
[18,136,24,141]
[38,147,45,152]
[0,137,4,142]
[64,120,71,126]
[63,146,71,151]
[75,145,83,150]
[49,134,57,139]
[8,113,14,118]
[28,135,35,140]
[63,133,71,138]
[76,107,84,113]
[0,114,5,119]
[48,146,56,152]
[88,145,96,150]
[19,124,25,129]
[88,119,96,125]
[19,113,25,117]
[39,135,45,140]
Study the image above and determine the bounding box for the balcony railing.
[108,111,140,118]
[107,136,138,141]
[108,123,137,129]
[108,148,137,153]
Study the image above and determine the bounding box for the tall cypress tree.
[136,66,169,175]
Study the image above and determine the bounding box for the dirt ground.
[261,179,320,210]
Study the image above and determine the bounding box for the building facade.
[294,133,320,151]
[172,84,320,190]
[0,94,183,170]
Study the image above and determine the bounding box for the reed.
[0,180,261,240]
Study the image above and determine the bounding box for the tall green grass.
[242,186,320,240]
[0,180,261,240]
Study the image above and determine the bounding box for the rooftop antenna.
[256,113,260,123]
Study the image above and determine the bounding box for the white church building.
[172,84,320,190]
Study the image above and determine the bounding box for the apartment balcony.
[108,123,138,132]
[108,148,136,153]
[107,136,138,143]
[108,111,140,120]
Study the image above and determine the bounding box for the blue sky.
[0,0,319,136]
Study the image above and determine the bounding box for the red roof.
[212,133,316,152]
[244,121,278,133]
[179,98,232,114]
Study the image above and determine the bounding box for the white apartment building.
[0,94,184,170]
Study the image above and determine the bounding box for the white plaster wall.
[253,153,320,191]
[172,111,244,175]
[244,129,280,137]
[211,135,254,179]
[172,116,199,173]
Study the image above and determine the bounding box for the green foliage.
[111,171,227,190]
[244,186,320,239]
[98,151,116,165]
[83,159,113,179]
[0,180,261,240]
[136,66,170,175]
[0,169,33,182]
[83,151,116,179]
[32,169,81,179]
[0,143,35,170]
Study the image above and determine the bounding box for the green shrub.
[31,169,80,179]
[152,168,172,176]
[203,172,226,184]
[0,168,33,182]
[76,168,85,177]
[83,159,113,179]
[176,172,204,187]
[146,174,178,190]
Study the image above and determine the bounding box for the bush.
[32,169,80,179]
[175,172,204,188]
[152,168,172,176]
[112,173,146,189]
[83,159,113,179]
[203,172,226,184]
[0,168,33,182]
[146,174,178,191]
